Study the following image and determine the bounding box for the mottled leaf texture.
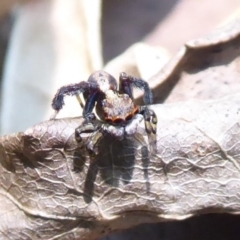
[0,94,240,239]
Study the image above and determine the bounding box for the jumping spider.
[51,71,157,154]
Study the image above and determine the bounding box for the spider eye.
[105,118,112,123]
[125,114,133,121]
[113,118,124,124]
[134,107,139,114]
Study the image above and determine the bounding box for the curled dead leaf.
[1,16,240,240]
[1,93,240,239]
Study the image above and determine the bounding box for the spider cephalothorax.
[101,90,139,124]
[51,71,157,154]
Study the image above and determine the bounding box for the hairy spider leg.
[86,131,103,155]
[75,121,99,141]
[83,91,99,120]
[75,121,103,154]
[139,106,157,134]
[51,81,90,118]
[119,72,153,105]
[119,72,157,135]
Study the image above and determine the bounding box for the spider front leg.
[75,119,103,155]
[119,72,157,136]
[119,72,153,105]
[51,81,90,119]
[139,106,158,135]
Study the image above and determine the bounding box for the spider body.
[51,71,157,154]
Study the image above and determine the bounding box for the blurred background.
[0,0,239,135]
[0,1,240,240]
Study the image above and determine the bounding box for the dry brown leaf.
[150,18,240,104]
[0,93,240,239]
[1,16,240,240]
